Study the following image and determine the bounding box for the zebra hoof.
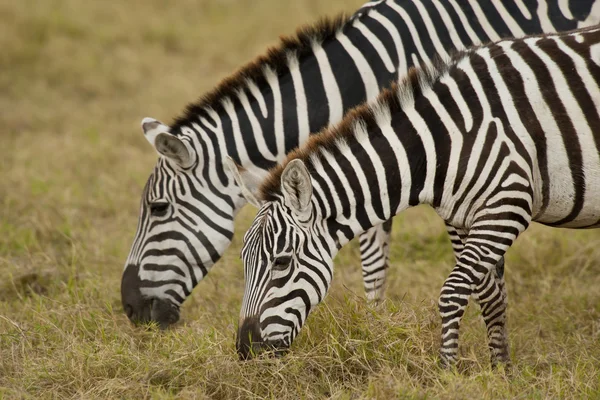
[490,354,512,371]
[438,353,458,370]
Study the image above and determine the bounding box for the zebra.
[230,25,600,366]
[121,0,600,329]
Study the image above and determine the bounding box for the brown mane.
[258,54,461,202]
[170,13,351,132]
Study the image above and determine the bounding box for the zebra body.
[232,25,600,365]
[122,0,600,328]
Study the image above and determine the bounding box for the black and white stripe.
[122,0,600,328]
[234,25,600,365]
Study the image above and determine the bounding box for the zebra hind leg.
[359,219,393,302]
[445,223,509,367]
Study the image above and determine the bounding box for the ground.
[1,0,600,398]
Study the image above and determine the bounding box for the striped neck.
[168,6,402,176]
[307,101,436,249]
[259,59,462,249]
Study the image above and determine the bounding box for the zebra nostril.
[124,304,134,319]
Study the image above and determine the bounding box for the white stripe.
[448,0,482,45]
[337,138,384,227]
[387,1,430,65]
[402,102,437,204]
[312,42,344,126]
[352,19,396,72]
[536,0,556,33]
[477,45,536,181]
[501,173,530,188]
[309,157,333,221]
[514,0,532,20]
[440,75,473,132]
[543,38,600,220]
[491,0,525,38]
[141,285,185,305]
[449,60,495,219]
[368,10,407,78]
[469,1,501,42]
[558,0,574,20]
[287,53,310,147]
[424,79,463,204]
[263,66,286,162]
[371,102,411,213]
[493,41,570,220]
[237,89,277,162]
[336,32,380,102]
[353,118,393,217]
[359,0,385,10]
[431,0,468,51]
[246,79,268,118]
[321,149,366,237]
[221,97,251,166]
[413,0,449,59]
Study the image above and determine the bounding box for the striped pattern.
[236,25,600,365]
[122,0,600,328]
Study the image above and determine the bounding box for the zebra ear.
[281,159,312,216]
[141,117,194,168]
[224,156,264,208]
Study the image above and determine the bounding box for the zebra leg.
[438,217,528,367]
[445,223,466,260]
[445,223,509,366]
[474,256,510,367]
[359,219,393,302]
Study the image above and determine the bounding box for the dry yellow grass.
[1,0,600,398]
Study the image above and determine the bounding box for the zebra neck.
[308,96,455,248]
[197,9,402,175]
[178,0,599,180]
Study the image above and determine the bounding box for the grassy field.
[2,0,600,398]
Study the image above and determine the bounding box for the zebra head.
[228,158,335,359]
[121,118,244,329]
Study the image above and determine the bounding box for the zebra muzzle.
[121,264,180,329]
[236,316,264,360]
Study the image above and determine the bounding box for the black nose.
[121,264,180,329]
[237,316,263,360]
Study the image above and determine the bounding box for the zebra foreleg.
[359,219,393,302]
[438,216,526,367]
[473,257,510,367]
[445,223,509,366]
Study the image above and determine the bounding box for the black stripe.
[299,48,329,134]
[532,37,585,225]
[323,33,367,113]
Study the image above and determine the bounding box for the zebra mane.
[259,52,463,202]
[169,13,353,132]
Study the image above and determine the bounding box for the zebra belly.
[533,145,600,228]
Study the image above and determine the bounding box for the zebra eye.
[272,256,292,272]
[150,202,170,217]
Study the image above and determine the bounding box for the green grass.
[2,0,600,398]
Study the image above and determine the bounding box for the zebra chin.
[236,316,289,360]
[121,264,180,329]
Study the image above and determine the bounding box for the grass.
[1,0,600,398]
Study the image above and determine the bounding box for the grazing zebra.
[121,0,600,329]
[231,25,600,365]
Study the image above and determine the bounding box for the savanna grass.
[1,0,600,398]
